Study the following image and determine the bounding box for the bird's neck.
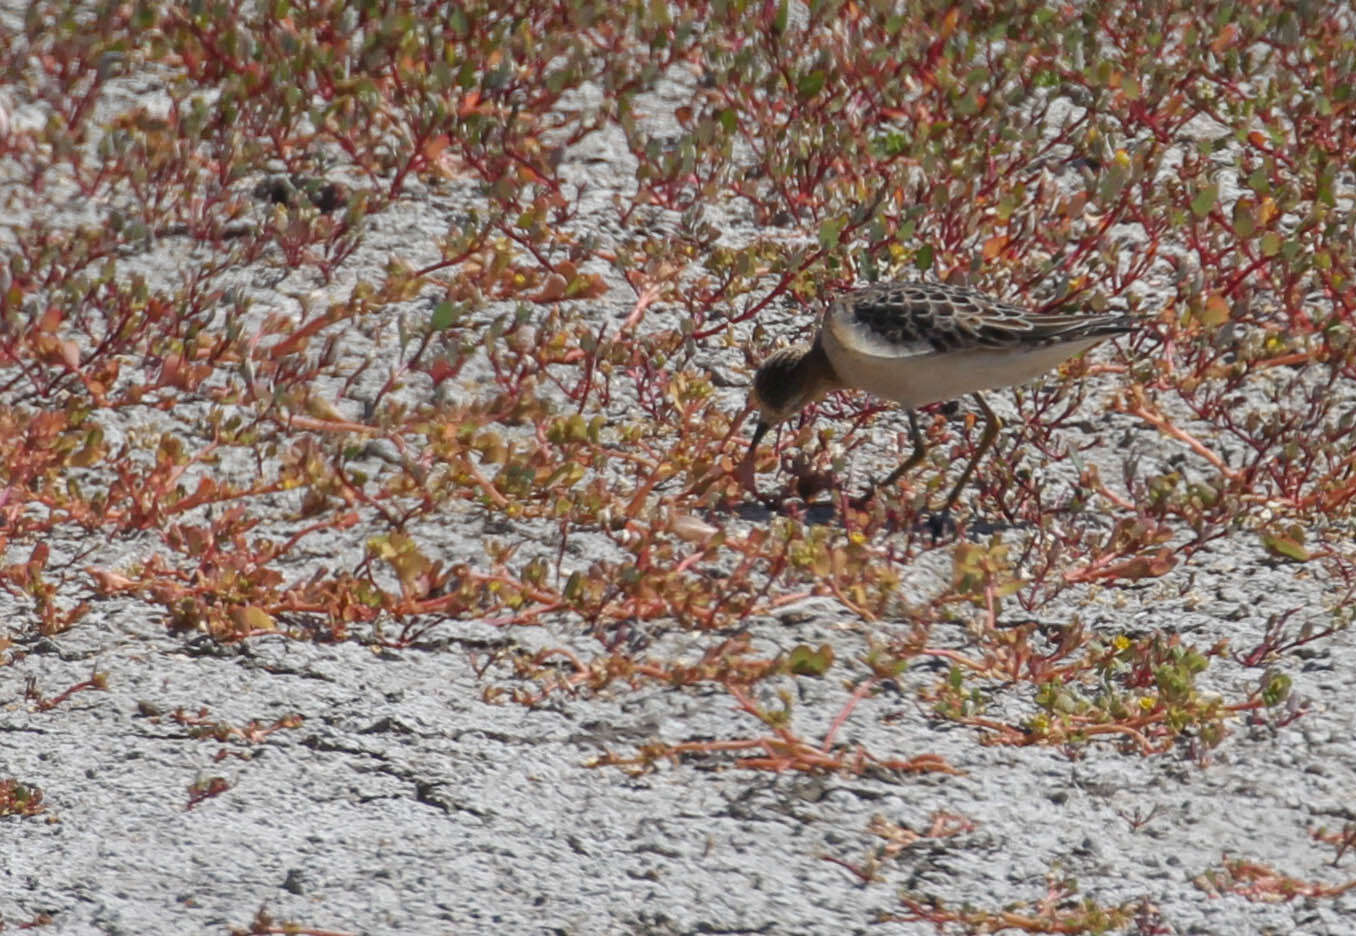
[798,337,843,399]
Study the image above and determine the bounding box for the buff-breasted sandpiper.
[741,280,1135,510]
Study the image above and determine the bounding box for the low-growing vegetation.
[4,0,1355,930]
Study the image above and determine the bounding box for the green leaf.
[772,0,788,34]
[915,244,934,271]
[1318,166,1337,206]
[1260,530,1309,562]
[1199,294,1231,327]
[818,215,847,249]
[1261,672,1292,707]
[431,302,458,332]
[1231,199,1256,237]
[797,69,826,99]
[953,89,978,116]
[1190,183,1218,218]
[787,643,834,676]
[430,301,457,331]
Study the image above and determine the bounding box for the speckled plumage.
[831,280,1133,356]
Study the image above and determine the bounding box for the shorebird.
[741,280,1134,510]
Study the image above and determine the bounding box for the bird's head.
[745,343,821,453]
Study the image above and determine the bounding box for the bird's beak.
[747,420,770,458]
[735,420,769,496]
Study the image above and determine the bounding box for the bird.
[740,280,1135,512]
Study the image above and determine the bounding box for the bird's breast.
[822,327,1106,409]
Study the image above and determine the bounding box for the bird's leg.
[853,394,999,521]
[878,409,927,491]
[917,395,1000,541]
[938,393,1001,513]
[853,410,926,506]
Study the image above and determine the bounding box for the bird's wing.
[827,281,1133,359]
